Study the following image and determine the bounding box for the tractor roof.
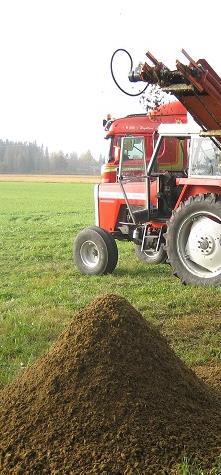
[104,101,187,138]
[157,122,201,137]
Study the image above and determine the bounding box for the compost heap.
[1,295,221,474]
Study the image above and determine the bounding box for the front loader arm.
[129,49,221,142]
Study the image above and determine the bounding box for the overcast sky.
[0,0,220,158]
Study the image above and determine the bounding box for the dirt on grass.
[0,294,221,474]
[195,362,221,394]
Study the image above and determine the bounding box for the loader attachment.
[129,49,221,143]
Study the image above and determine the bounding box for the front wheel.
[135,244,167,264]
[73,226,118,275]
[166,194,221,286]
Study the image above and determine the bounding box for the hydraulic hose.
[110,49,148,97]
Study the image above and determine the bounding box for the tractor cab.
[117,123,221,227]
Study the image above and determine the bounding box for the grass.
[178,456,221,475]
[0,181,221,473]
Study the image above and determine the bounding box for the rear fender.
[175,179,221,208]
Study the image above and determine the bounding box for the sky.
[0,0,221,159]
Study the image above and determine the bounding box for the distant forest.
[0,140,105,175]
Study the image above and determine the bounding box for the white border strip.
[94,184,99,226]
[99,191,146,200]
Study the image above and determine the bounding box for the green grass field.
[0,181,221,473]
[0,181,221,386]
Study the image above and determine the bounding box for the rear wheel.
[73,226,118,275]
[166,194,221,285]
[135,244,167,264]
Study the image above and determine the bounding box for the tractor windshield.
[189,137,221,177]
[122,136,144,161]
[107,136,145,164]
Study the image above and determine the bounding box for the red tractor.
[74,50,221,286]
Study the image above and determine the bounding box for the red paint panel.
[98,181,158,232]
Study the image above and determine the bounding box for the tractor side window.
[189,137,221,176]
[157,137,188,172]
[122,136,144,161]
[104,137,112,163]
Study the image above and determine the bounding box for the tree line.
[0,140,105,175]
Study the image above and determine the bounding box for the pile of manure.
[1,294,221,474]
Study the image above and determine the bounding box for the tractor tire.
[166,194,221,286]
[73,226,118,275]
[135,244,167,264]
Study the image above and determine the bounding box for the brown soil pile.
[0,294,221,474]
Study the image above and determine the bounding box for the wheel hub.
[185,216,221,273]
[197,236,214,254]
[80,240,99,268]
